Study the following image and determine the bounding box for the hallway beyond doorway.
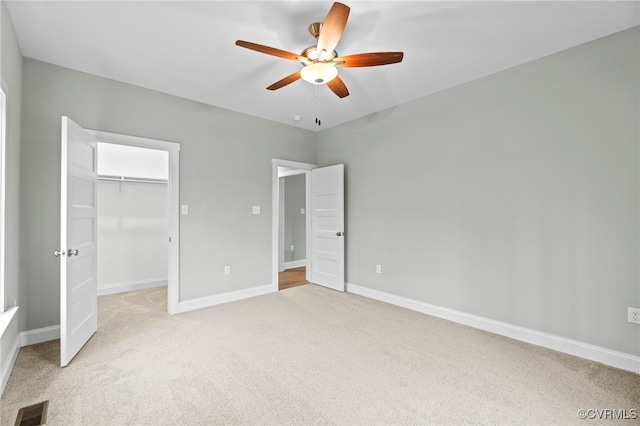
[279,267,307,290]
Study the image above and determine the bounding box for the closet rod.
[97,175,168,185]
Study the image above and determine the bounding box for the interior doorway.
[87,129,180,313]
[272,159,315,292]
[96,142,169,296]
[278,168,308,290]
[271,158,346,293]
[60,118,181,366]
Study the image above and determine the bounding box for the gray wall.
[20,58,316,330]
[1,0,22,312]
[284,174,306,263]
[316,27,640,356]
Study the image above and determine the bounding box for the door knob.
[68,249,79,257]
[336,232,344,237]
[54,250,66,257]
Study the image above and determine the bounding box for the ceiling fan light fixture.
[300,62,338,85]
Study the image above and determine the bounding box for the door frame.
[87,129,181,314]
[271,159,315,291]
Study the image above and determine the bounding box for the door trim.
[86,129,181,314]
[271,159,316,291]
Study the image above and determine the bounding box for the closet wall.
[96,143,169,295]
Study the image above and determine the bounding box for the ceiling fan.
[235,2,404,99]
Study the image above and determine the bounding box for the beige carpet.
[1,285,638,425]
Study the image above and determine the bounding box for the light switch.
[300,208,305,215]
[252,206,261,214]
[181,205,189,215]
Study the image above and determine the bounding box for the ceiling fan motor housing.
[308,22,323,39]
[300,46,338,62]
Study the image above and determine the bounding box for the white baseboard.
[1,307,19,396]
[98,278,167,296]
[20,325,61,347]
[347,283,640,374]
[0,332,19,396]
[284,260,306,269]
[177,284,273,314]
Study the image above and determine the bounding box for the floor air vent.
[15,400,48,426]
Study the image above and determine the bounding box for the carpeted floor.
[1,285,638,425]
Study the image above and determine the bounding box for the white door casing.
[278,177,286,272]
[310,164,345,291]
[60,116,98,367]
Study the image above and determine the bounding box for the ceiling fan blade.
[327,76,349,98]
[267,71,302,91]
[316,2,350,57]
[236,40,302,62]
[335,52,404,67]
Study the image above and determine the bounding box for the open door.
[57,116,98,367]
[310,164,344,291]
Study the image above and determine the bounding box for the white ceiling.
[5,1,639,132]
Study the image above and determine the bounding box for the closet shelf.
[97,175,168,185]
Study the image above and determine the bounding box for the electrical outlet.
[629,307,640,324]
[290,245,295,252]
[224,266,231,276]
[376,264,382,274]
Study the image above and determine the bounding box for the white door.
[58,116,98,367]
[310,164,344,291]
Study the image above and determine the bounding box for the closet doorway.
[96,142,169,296]
[88,129,180,314]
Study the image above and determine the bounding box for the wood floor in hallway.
[279,266,307,290]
